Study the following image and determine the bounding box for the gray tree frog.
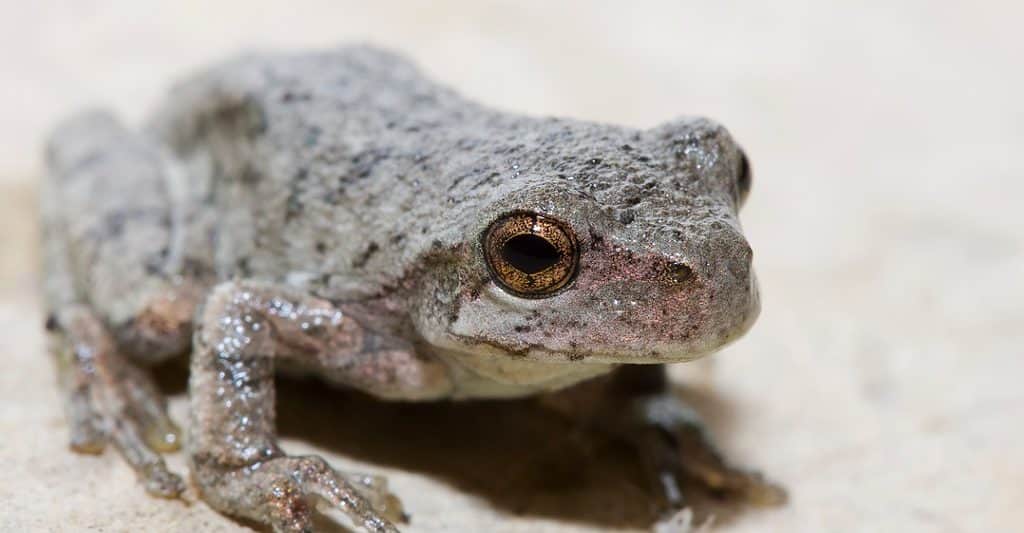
[40,46,784,532]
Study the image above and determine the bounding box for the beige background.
[1,1,1022,532]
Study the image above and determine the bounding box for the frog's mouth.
[443,323,752,365]
[436,268,760,366]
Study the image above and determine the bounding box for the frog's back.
[147,47,499,299]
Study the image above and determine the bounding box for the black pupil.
[501,234,561,274]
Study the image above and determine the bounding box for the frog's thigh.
[189,280,446,531]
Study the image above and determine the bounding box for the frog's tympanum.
[41,47,784,532]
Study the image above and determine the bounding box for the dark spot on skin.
[315,241,327,254]
[350,148,391,179]
[513,325,532,333]
[144,247,170,275]
[468,173,499,192]
[324,189,343,205]
[285,194,304,222]
[620,144,633,151]
[180,257,214,279]
[240,167,262,185]
[281,90,311,103]
[352,242,379,269]
[389,233,405,245]
[103,212,125,237]
[455,137,478,150]
[44,314,59,332]
[447,173,467,191]
[304,126,322,147]
[637,155,651,162]
[618,209,636,226]
[236,257,251,277]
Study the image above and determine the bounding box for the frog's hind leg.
[46,305,186,496]
[42,111,203,497]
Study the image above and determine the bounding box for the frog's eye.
[737,150,752,207]
[483,212,579,298]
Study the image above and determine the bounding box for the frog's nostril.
[727,242,754,279]
[666,261,694,283]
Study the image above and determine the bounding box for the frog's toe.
[340,472,408,524]
[104,381,185,497]
[108,412,185,498]
[141,462,187,498]
[194,455,401,533]
[66,386,107,453]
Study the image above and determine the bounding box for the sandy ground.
[1,2,1022,532]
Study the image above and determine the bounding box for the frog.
[40,46,785,533]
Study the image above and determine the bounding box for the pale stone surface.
[1,2,1022,532]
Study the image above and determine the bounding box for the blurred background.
[1,1,1021,532]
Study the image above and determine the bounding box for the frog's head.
[417,117,757,365]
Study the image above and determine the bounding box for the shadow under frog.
[157,359,756,531]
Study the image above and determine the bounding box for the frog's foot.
[49,305,184,498]
[194,455,403,533]
[628,394,786,510]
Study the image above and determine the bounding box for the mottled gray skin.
[41,46,780,533]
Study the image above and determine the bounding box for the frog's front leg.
[190,280,449,533]
[544,365,786,513]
